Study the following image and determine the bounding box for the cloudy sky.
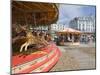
[57,4,96,26]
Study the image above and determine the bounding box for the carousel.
[56,28,81,45]
[12,1,61,74]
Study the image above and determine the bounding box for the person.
[46,33,52,42]
[59,34,64,45]
[54,35,57,42]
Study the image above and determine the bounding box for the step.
[31,49,60,73]
[12,43,61,74]
[12,44,53,67]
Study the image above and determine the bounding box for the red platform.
[12,43,61,74]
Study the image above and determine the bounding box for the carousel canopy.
[12,1,58,25]
[57,28,81,34]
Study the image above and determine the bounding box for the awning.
[57,28,81,34]
[12,1,58,26]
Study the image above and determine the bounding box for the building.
[69,16,95,33]
[69,16,96,42]
[51,24,66,31]
[50,24,66,40]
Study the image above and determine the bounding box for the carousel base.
[64,42,80,45]
[12,43,61,74]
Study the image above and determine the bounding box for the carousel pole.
[33,13,36,26]
[79,33,81,42]
[24,12,29,31]
[47,13,51,34]
[24,13,28,25]
[72,33,74,44]
[33,13,37,31]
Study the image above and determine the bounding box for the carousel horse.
[20,31,49,52]
[12,24,27,43]
[12,24,50,52]
[33,31,49,45]
[40,32,49,45]
[20,31,38,52]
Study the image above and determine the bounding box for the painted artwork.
[12,0,96,74]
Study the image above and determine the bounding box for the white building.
[51,24,66,31]
[69,16,96,42]
[69,16,95,33]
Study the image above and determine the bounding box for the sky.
[57,4,96,26]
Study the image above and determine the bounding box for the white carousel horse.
[20,31,49,52]
[20,31,38,52]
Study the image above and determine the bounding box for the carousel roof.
[12,1,58,25]
[58,28,81,34]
